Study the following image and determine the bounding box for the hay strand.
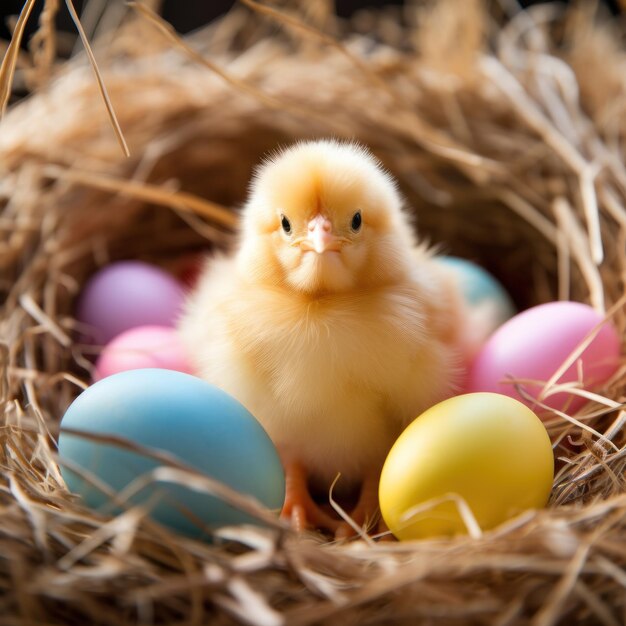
[0,0,37,116]
[63,0,129,157]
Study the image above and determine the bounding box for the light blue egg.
[436,256,516,327]
[58,369,285,540]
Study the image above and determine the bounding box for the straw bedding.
[1,1,625,624]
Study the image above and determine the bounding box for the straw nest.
[1,1,625,624]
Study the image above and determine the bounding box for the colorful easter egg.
[379,393,554,540]
[467,301,621,413]
[58,369,285,539]
[94,325,192,380]
[436,256,515,334]
[76,261,186,344]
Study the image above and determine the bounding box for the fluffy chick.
[179,140,468,535]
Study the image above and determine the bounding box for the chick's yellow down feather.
[179,140,469,529]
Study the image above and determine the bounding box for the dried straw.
[1,0,625,624]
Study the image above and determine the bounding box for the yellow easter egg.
[379,393,554,540]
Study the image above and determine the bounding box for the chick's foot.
[335,470,382,539]
[280,460,341,533]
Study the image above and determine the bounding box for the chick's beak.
[303,214,339,253]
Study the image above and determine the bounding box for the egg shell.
[436,256,515,329]
[76,261,186,344]
[94,325,192,381]
[379,393,554,541]
[467,301,621,413]
[58,369,285,539]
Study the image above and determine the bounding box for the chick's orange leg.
[280,460,341,533]
[335,470,382,539]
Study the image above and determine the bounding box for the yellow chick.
[179,140,468,535]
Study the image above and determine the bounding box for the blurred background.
[1,0,622,43]
[1,0,622,105]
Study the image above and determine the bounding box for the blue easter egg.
[436,256,515,327]
[58,369,285,539]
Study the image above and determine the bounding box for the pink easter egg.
[95,326,192,381]
[467,301,621,414]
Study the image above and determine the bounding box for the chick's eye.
[351,211,362,232]
[280,214,292,234]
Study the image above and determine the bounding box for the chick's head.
[239,140,416,295]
